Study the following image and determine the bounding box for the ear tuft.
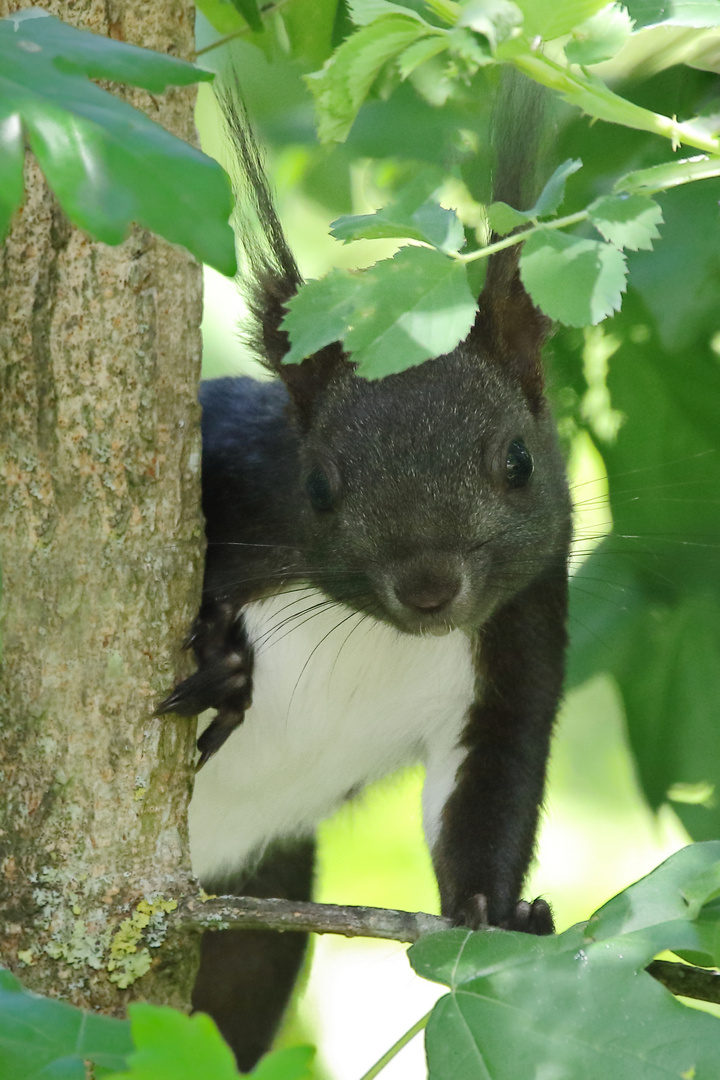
[472,246,550,411]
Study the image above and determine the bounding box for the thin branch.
[178,894,448,942]
[176,894,720,1005]
[647,959,720,1004]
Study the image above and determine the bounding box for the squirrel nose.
[395,576,461,615]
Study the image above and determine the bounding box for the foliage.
[0,7,236,274]
[0,969,313,1080]
[5,846,720,1078]
[409,843,720,1080]
[269,0,720,376]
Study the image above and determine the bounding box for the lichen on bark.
[0,0,205,1014]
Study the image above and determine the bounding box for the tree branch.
[178,895,447,942]
[647,959,720,1004]
[177,895,720,1003]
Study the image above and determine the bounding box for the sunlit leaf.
[486,200,529,234]
[194,0,247,33]
[349,0,438,26]
[521,229,627,325]
[283,247,476,377]
[457,0,524,48]
[282,270,357,365]
[0,9,236,274]
[615,155,720,195]
[589,193,663,250]
[515,0,609,39]
[330,179,465,252]
[104,1004,240,1080]
[588,843,720,962]
[625,0,720,29]
[306,15,430,142]
[250,1045,316,1080]
[564,2,635,65]
[344,247,477,376]
[397,33,451,78]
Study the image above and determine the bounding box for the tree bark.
[0,0,204,1013]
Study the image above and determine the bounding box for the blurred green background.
[192,10,720,1077]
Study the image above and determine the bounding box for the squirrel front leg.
[429,564,568,934]
[157,594,254,767]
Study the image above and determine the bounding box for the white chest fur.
[189,589,476,884]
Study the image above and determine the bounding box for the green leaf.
[625,0,720,29]
[588,193,663,250]
[564,2,635,65]
[105,1003,240,1080]
[282,269,357,365]
[0,9,236,275]
[520,229,627,326]
[306,15,431,142]
[529,157,583,218]
[566,284,720,839]
[627,179,720,350]
[250,1046,316,1080]
[410,903,720,1080]
[486,200,529,235]
[397,32,451,78]
[194,0,247,33]
[509,47,720,155]
[283,247,477,377]
[515,0,609,39]
[0,113,24,240]
[587,843,720,963]
[615,155,720,195]
[330,178,465,252]
[349,0,437,26]
[487,159,582,235]
[0,967,132,1080]
[228,0,263,32]
[344,247,477,377]
[456,0,524,49]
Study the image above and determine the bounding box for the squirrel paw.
[454,894,554,936]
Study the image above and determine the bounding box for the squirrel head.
[253,253,570,636]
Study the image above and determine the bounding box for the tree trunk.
[0,0,204,1013]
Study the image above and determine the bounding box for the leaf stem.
[195,0,292,55]
[196,30,246,55]
[356,1010,432,1080]
[456,210,589,263]
[510,52,720,156]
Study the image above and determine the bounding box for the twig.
[178,895,448,942]
[177,895,720,1003]
[647,959,720,1004]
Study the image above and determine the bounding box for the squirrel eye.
[305,466,336,511]
[506,439,533,489]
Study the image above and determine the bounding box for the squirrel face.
[297,346,571,636]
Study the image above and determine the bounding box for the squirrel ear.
[471,245,550,412]
[277,342,348,424]
[248,265,348,424]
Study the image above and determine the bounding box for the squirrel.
[159,70,572,1070]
